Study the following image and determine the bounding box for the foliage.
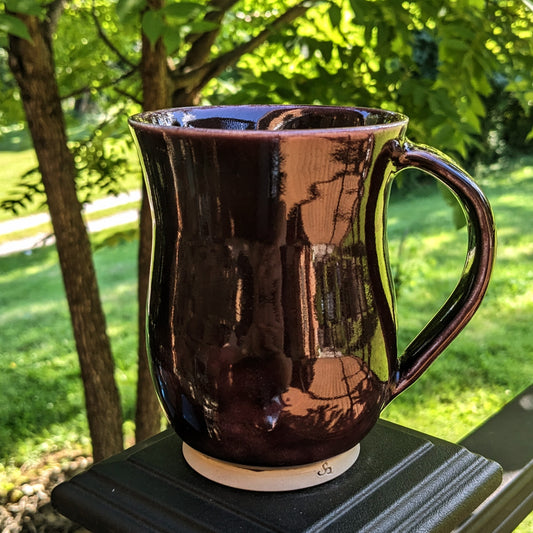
[470,73,533,164]
[0,0,42,40]
[0,144,140,222]
[209,0,533,162]
[1,0,532,208]
[0,0,140,213]
[115,0,218,53]
[0,122,137,214]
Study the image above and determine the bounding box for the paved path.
[0,190,141,256]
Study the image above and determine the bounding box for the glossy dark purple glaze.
[129,105,495,466]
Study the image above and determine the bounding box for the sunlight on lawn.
[381,156,533,447]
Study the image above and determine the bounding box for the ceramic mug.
[129,105,495,471]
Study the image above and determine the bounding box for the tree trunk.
[8,14,123,463]
[135,2,170,443]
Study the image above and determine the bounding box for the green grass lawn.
[0,229,138,465]
[0,154,531,528]
[382,157,533,441]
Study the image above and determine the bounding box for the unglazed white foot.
[182,443,360,492]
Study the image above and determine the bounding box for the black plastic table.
[51,420,502,532]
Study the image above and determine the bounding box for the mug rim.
[128,104,409,136]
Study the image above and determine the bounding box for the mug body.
[130,105,408,466]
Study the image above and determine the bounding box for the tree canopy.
[2,0,532,163]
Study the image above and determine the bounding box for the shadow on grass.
[0,242,138,463]
[384,166,533,441]
[0,241,138,316]
[0,361,86,464]
[0,128,34,153]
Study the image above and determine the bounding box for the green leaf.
[261,70,290,87]
[431,122,455,148]
[526,127,533,142]
[469,92,486,118]
[0,13,31,40]
[188,20,219,33]
[142,9,164,45]
[317,40,333,63]
[364,23,373,45]
[162,26,182,54]
[328,3,342,28]
[162,2,204,20]
[349,0,365,18]
[117,0,147,23]
[442,38,469,52]
[5,0,42,17]
[463,107,481,135]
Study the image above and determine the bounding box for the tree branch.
[60,67,138,100]
[45,0,66,37]
[113,86,143,106]
[170,1,313,99]
[179,0,239,70]
[91,0,137,69]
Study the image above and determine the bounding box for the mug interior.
[130,105,406,132]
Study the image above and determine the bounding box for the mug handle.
[388,140,496,399]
